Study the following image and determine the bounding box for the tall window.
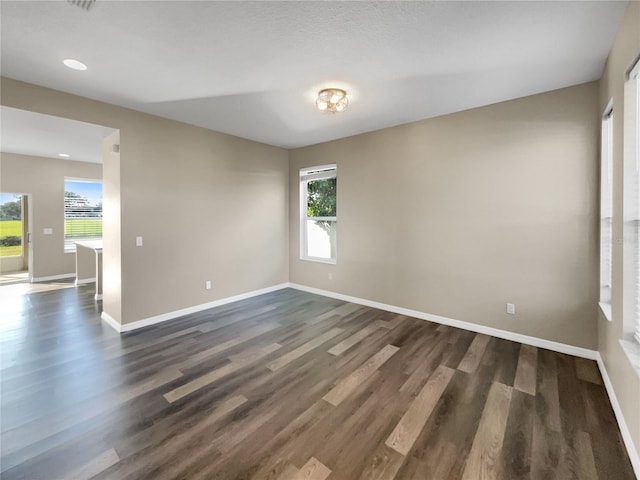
[600,102,614,318]
[634,62,640,343]
[623,57,640,343]
[300,165,337,263]
[64,179,102,252]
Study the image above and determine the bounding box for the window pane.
[0,193,23,258]
[601,217,612,287]
[307,178,336,217]
[306,220,336,259]
[600,107,613,305]
[635,72,640,341]
[300,165,336,263]
[64,180,103,251]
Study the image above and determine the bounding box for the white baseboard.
[596,354,640,478]
[75,277,96,285]
[102,280,599,358]
[31,273,75,283]
[97,280,637,471]
[288,283,598,360]
[100,311,121,333]
[289,283,640,471]
[101,283,290,334]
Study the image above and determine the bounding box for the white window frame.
[623,56,640,347]
[64,177,103,253]
[300,164,337,264]
[600,100,614,320]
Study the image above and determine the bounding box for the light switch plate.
[136,236,143,247]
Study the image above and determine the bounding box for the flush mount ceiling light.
[58,153,71,158]
[63,58,87,71]
[316,88,348,113]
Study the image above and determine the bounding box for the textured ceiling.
[0,1,628,149]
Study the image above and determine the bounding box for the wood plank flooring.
[0,284,635,479]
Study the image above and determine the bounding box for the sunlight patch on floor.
[0,280,76,298]
[0,270,29,286]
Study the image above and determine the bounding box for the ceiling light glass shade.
[316,88,348,113]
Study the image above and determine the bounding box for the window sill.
[599,302,612,321]
[300,256,336,265]
[619,339,640,380]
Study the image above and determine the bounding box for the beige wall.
[102,131,122,323]
[0,152,102,279]
[290,82,599,349]
[1,78,290,325]
[598,1,640,462]
[118,116,289,324]
[75,243,97,282]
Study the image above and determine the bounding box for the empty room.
[0,1,639,479]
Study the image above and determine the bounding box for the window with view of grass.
[0,193,23,258]
[300,165,337,263]
[64,179,102,253]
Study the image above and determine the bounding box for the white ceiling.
[1,106,116,163]
[0,1,628,149]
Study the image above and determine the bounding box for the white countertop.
[75,240,103,252]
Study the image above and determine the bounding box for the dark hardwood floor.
[0,283,635,479]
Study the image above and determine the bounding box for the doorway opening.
[0,192,30,285]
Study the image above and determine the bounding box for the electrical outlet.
[136,236,143,247]
[506,303,516,315]
[205,280,212,290]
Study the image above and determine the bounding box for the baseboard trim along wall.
[32,273,75,283]
[596,354,640,478]
[287,282,639,476]
[98,280,638,472]
[100,283,290,333]
[288,283,598,360]
[100,311,121,332]
[75,277,96,285]
[103,280,599,357]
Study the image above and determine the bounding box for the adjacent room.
[0,1,639,479]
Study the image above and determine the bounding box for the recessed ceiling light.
[58,153,71,158]
[63,59,87,71]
